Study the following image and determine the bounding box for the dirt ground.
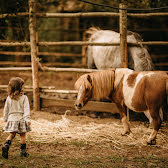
[0,71,168,167]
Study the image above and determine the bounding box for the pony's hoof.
[121,131,130,136]
[147,139,156,145]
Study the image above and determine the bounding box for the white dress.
[3,95,31,133]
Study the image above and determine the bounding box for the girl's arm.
[3,96,9,122]
[23,95,31,122]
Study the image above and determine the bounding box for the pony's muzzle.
[75,103,82,110]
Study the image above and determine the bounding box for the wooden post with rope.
[29,0,40,111]
[119,3,129,120]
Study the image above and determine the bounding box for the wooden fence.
[0,0,168,112]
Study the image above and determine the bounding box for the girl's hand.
[26,121,31,125]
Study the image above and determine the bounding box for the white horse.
[86,27,154,71]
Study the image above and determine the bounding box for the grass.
[0,153,58,168]
[133,155,168,168]
[0,145,168,168]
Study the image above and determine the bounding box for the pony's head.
[74,69,115,110]
[74,74,92,110]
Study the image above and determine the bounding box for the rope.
[78,0,168,12]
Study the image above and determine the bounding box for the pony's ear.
[77,73,80,79]
[87,74,92,86]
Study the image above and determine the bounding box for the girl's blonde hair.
[8,77,24,100]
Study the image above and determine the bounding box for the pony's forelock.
[75,74,91,90]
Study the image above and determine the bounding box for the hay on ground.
[0,110,168,150]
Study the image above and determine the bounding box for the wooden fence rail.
[1,12,168,19]
[0,62,86,67]
[0,41,168,47]
[0,85,78,94]
[0,61,165,67]
[0,67,98,72]
[0,67,32,71]
[0,51,82,57]
[41,98,119,113]
[0,85,119,113]
[1,26,168,32]
[0,42,30,46]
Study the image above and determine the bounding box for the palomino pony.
[74,68,168,145]
[86,27,154,71]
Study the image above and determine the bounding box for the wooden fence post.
[82,31,87,66]
[119,3,129,120]
[119,3,128,68]
[29,0,40,111]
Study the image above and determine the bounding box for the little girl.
[2,77,31,159]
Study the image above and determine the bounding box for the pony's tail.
[164,79,168,120]
[166,79,168,105]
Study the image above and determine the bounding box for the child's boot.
[20,144,29,157]
[2,140,11,159]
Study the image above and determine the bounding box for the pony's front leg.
[147,109,161,145]
[117,104,131,135]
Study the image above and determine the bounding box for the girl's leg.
[7,132,16,141]
[20,133,29,157]
[2,132,16,159]
[20,133,26,144]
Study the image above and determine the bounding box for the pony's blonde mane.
[75,69,115,100]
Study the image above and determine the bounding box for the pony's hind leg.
[147,109,161,145]
[117,104,131,135]
[144,110,153,126]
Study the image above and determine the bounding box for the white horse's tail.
[142,47,155,70]
[128,31,154,71]
[127,31,143,42]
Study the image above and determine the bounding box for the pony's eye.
[86,88,89,92]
